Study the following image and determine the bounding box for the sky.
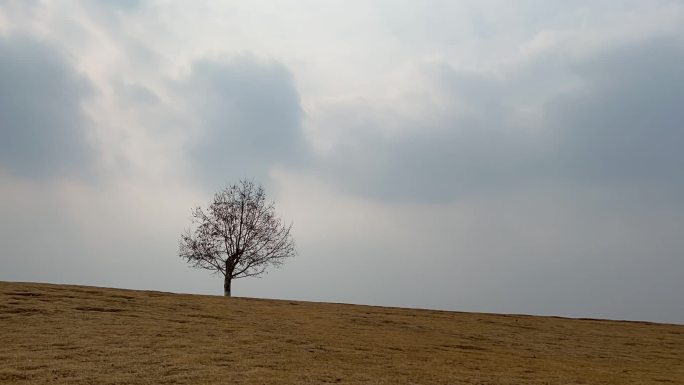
[1,0,683,324]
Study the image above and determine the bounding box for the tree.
[179,179,295,297]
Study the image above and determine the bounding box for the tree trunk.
[223,275,232,297]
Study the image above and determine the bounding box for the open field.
[1,281,682,384]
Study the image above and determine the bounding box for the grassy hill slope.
[1,281,682,384]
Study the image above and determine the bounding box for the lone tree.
[179,179,295,297]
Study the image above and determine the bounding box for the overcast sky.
[1,0,683,324]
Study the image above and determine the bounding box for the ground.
[0,281,682,384]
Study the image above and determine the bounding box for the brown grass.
[1,281,682,384]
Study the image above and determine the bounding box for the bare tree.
[179,180,295,297]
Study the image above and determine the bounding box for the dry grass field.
[1,281,682,384]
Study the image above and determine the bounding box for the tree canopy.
[179,180,295,296]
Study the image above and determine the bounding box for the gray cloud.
[178,57,307,188]
[313,35,684,203]
[0,35,93,178]
[310,70,539,202]
[547,37,684,189]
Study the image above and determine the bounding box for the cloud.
[0,34,93,178]
[309,33,684,203]
[177,56,307,188]
[306,63,542,202]
[547,36,684,189]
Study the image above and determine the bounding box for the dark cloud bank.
[0,35,93,178]
[315,35,684,203]
[179,56,308,189]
